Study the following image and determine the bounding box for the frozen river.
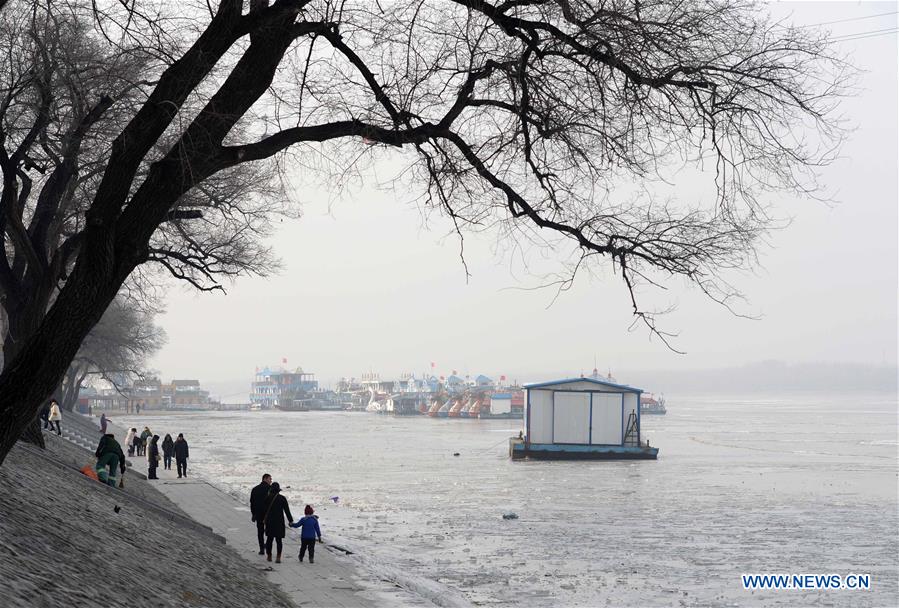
[119,391,898,607]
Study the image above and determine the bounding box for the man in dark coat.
[95,433,126,487]
[250,474,273,554]
[39,402,51,429]
[173,433,190,478]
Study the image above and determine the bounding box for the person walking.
[39,401,51,430]
[139,426,151,456]
[147,435,160,480]
[47,400,62,435]
[94,433,126,487]
[99,412,109,434]
[250,474,273,555]
[262,482,293,563]
[291,505,323,564]
[130,428,141,457]
[161,434,174,470]
[124,428,137,457]
[173,433,189,478]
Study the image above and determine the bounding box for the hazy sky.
[148,2,898,400]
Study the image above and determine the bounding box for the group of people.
[123,427,190,480]
[39,399,63,435]
[250,474,322,564]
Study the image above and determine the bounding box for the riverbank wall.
[0,418,293,608]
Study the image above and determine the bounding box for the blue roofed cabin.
[510,377,659,460]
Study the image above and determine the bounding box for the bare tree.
[58,295,166,412]
[0,0,849,465]
[0,1,288,448]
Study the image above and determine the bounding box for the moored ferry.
[640,393,667,415]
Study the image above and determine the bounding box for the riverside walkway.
[150,463,432,608]
[72,412,439,607]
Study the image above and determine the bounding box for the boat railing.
[623,411,639,447]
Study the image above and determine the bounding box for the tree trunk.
[2,282,57,446]
[18,418,44,449]
[0,226,127,467]
[59,365,85,412]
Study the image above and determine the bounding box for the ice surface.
[119,391,899,607]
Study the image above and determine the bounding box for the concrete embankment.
[2,411,441,608]
[0,417,293,608]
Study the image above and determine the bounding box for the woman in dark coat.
[263,482,293,563]
[161,434,174,470]
[147,435,160,479]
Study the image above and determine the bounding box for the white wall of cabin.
[527,389,553,443]
[590,392,623,444]
[552,392,591,444]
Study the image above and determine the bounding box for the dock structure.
[511,377,658,460]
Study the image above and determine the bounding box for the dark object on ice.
[114,505,121,514]
[453,452,460,457]
[502,512,518,520]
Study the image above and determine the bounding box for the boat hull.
[478,411,524,420]
[510,439,658,460]
[275,406,310,412]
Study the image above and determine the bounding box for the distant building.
[169,379,210,407]
[126,378,211,409]
[80,377,216,411]
[474,374,493,388]
[251,366,318,409]
[445,374,465,392]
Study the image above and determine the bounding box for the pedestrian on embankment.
[250,474,273,555]
[47,400,62,436]
[173,433,189,478]
[99,412,108,434]
[125,428,137,457]
[263,482,294,563]
[139,426,151,456]
[39,402,51,430]
[147,435,160,480]
[95,433,126,487]
[161,434,174,470]
[291,505,322,564]
[131,429,143,456]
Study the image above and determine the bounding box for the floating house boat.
[640,393,667,415]
[389,392,428,416]
[480,391,524,419]
[510,377,658,460]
